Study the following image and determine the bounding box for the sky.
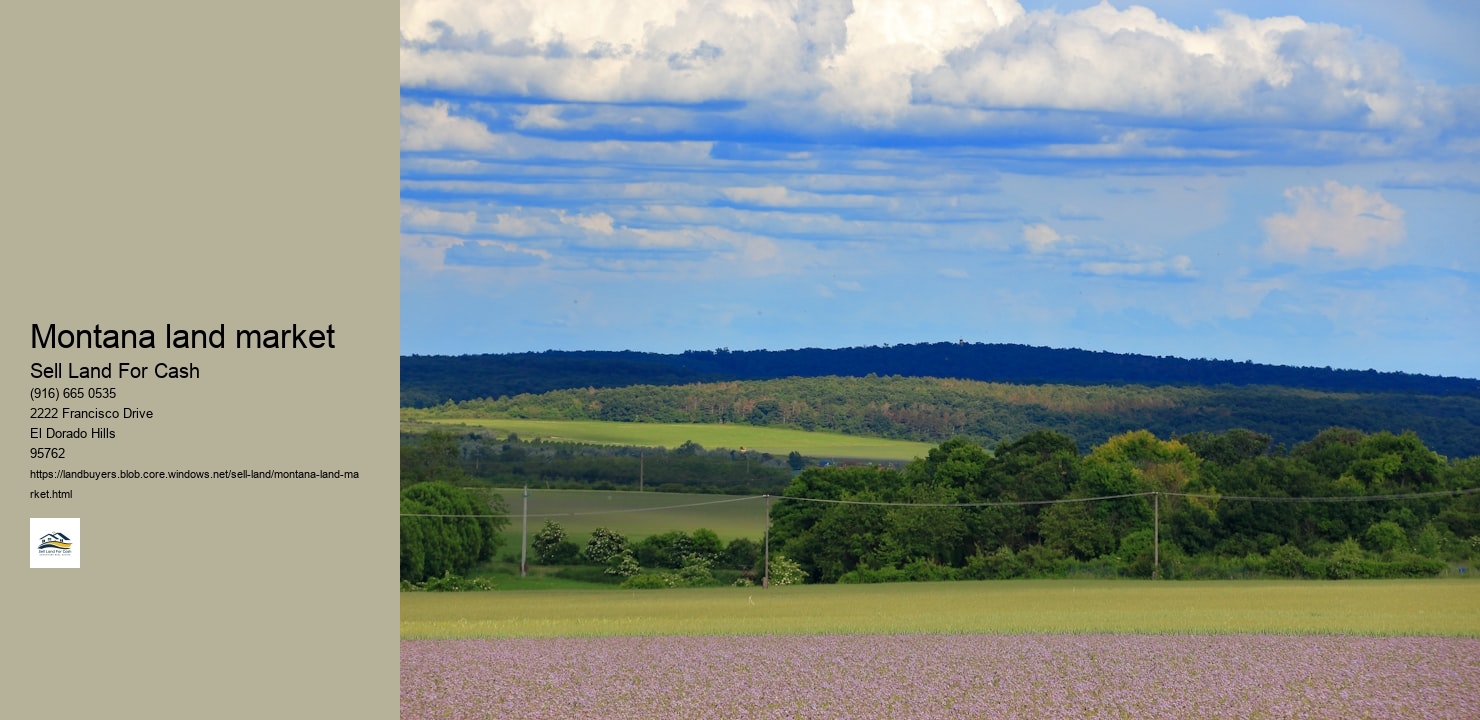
[399,0,1479,378]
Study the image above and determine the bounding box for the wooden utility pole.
[520,484,529,577]
[763,494,771,589]
[1153,492,1160,580]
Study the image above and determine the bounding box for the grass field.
[405,415,936,462]
[467,488,770,549]
[401,578,1480,639]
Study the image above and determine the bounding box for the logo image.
[38,531,73,551]
[30,517,81,569]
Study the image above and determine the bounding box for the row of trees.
[530,522,804,588]
[399,425,1479,585]
[415,375,1480,458]
[772,428,1478,582]
[401,428,793,495]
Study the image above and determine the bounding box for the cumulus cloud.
[1260,181,1406,266]
[400,0,1461,146]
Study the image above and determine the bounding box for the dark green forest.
[416,375,1480,458]
[402,343,1479,407]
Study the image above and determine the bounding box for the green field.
[406,416,936,462]
[401,579,1480,639]
[471,488,770,548]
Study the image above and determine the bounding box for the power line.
[401,494,767,519]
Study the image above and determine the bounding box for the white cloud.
[400,102,502,152]
[1080,255,1196,279]
[723,185,801,207]
[400,0,815,103]
[560,211,616,235]
[1022,223,1070,253]
[400,204,477,233]
[517,105,568,130]
[400,1,1459,143]
[1260,181,1406,266]
[818,0,1022,122]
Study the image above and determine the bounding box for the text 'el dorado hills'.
[31,323,337,350]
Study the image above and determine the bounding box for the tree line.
[414,374,1480,458]
[772,428,1478,583]
[401,343,1479,407]
[400,428,794,496]
[399,425,1480,585]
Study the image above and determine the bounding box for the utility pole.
[763,494,771,589]
[520,483,529,578]
[639,452,644,492]
[1153,492,1160,580]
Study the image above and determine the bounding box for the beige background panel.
[5,2,397,717]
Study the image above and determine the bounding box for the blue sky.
[399,0,1479,378]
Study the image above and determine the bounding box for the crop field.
[404,416,936,462]
[467,488,769,548]
[402,633,1479,719]
[401,579,1479,639]
[402,580,1479,718]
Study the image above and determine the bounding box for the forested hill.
[401,342,1478,407]
[420,376,1480,459]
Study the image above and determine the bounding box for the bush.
[1015,544,1067,577]
[552,566,624,585]
[1363,521,1407,555]
[620,573,669,589]
[415,572,497,592]
[1266,544,1309,578]
[902,558,957,582]
[1325,538,1367,579]
[962,546,1024,580]
[605,549,640,578]
[665,553,717,587]
[583,527,629,565]
[837,566,908,584]
[532,520,581,565]
[768,554,806,586]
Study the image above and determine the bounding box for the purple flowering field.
[401,633,1478,719]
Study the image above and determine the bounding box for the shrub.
[768,554,806,586]
[1363,521,1407,555]
[962,546,1024,580]
[1325,538,1368,580]
[417,572,497,592]
[532,520,581,565]
[1266,544,1309,578]
[620,573,669,589]
[605,549,640,578]
[583,527,629,565]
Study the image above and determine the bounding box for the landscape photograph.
[398,1,1479,717]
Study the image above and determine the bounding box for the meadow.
[465,488,770,550]
[404,415,936,462]
[400,579,1480,639]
